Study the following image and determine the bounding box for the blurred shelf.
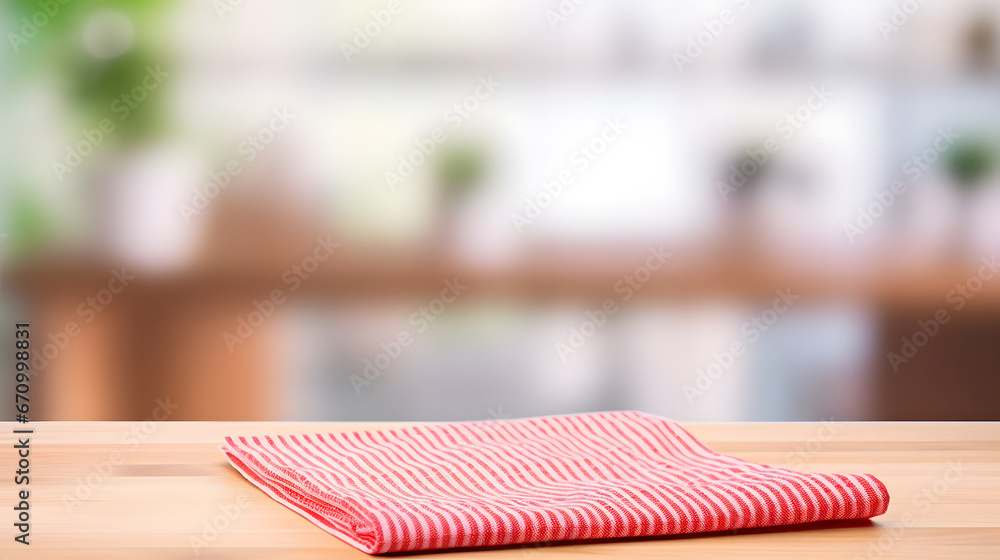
[6,246,1000,310]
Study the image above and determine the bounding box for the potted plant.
[431,141,490,250]
[944,136,995,258]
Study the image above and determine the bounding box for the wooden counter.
[3,421,998,558]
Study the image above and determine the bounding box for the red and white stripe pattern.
[221,411,889,554]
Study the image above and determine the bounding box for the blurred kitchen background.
[2,0,1000,422]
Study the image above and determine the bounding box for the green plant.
[8,0,175,143]
[946,137,995,190]
[6,189,51,256]
[434,143,489,202]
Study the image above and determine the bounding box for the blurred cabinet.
[8,250,1000,420]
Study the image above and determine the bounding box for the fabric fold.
[221,411,889,554]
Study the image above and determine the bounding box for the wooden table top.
[3,421,998,559]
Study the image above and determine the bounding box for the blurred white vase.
[101,146,205,273]
[967,181,1000,259]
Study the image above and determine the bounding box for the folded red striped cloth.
[220,411,889,554]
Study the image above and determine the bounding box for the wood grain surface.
[2,421,997,559]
